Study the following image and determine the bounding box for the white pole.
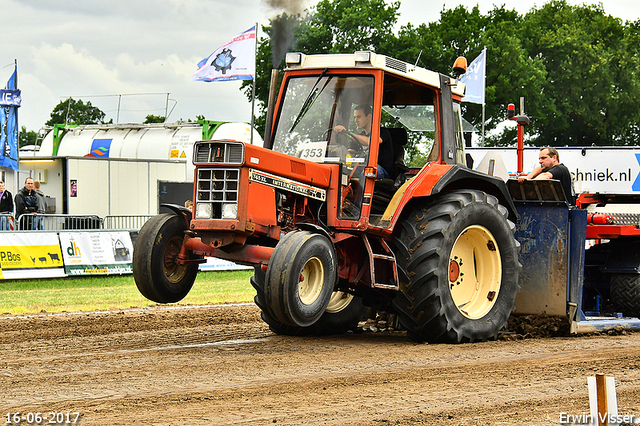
[481,46,487,147]
[588,374,618,426]
[250,23,258,145]
[14,59,20,195]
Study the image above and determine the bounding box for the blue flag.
[0,67,19,171]
[460,48,486,105]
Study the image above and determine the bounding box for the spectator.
[14,177,39,230]
[518,147,575,205]
[34,180,46,230]
[0,180,14,230]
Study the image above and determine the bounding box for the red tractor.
[133,51,521,343]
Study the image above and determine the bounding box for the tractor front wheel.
[252,267,367,336]
[263,231,337,327]
[133,213,198,303]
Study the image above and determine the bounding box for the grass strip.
[0,270,255,315]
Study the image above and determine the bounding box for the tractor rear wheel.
[610,274,640,317]
[392,189,520,343]
[252,267,367,335]
[133,213,198,303]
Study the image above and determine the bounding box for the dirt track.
[2,304,640,425]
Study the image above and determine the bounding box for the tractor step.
[361,234,399,290]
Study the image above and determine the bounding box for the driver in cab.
[333,105,393,179]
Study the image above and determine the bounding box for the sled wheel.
[392,189,521,343]
[264,231,337,327]
[133,213,198,303]
[610,274,640,317]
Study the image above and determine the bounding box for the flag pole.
[14,59,20,191]
[481,46,486,147]
[250,23,258,145]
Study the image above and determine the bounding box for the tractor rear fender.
[384,164,517,225]
[430,165,517,222]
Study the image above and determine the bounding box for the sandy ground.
[1,304,640,426]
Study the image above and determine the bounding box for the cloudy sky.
[3,0,638,132]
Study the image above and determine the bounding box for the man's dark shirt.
[377,128,394,178]
[351,128,395,178]
[548,163,574,205]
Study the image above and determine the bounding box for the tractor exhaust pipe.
[263,69,280,149]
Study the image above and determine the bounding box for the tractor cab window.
[272,75,374,164]
[272,75,375,219]
[380,74,439,171]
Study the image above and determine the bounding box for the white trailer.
[11,121,263,216]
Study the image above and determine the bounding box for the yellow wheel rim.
[298,256,325,305]
[325,291,354,314]
[448,225,502,319]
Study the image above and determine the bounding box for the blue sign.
[0,89,21,107]
[85,139,113,158]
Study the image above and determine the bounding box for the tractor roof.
[284,51,466,98]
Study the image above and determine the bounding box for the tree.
[46,98,108,126]
[394,5,547,147]
[398,2,640,147]
[144,114,165,124]
[296,0,400,54]
[18,126,37,148]
[520,0,640,146]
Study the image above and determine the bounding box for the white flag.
[460,47,486,105]
[192,26,256,82]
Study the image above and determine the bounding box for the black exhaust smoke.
[264,0,305,66]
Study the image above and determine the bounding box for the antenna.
[414,50,423,67]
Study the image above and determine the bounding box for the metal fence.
[103,215,154,230]
[17,214,103,231]
[5,214,154,231]
[0,214,16,231]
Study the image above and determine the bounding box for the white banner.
[59,231,134,276]
[467,147,640,194]
[200,257,252,271]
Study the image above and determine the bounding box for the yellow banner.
[0,233,64,271]
[0,244,64,269]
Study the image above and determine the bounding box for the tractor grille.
[194,141,244,165]
[196,168,239,219]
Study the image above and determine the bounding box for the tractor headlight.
[354,51,372,63]
[195,203,212,219]
[285,52,303,66]
[221,203,238,219]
